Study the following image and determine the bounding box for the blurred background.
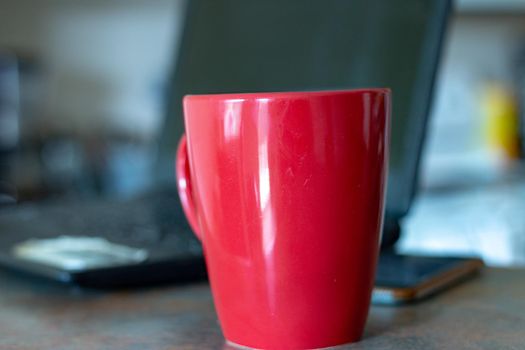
[0,0,525,266]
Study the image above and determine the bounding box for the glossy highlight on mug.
[177,89,391,349]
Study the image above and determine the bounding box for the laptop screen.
[158,0,450,243]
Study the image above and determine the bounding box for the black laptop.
[0,0,461,296]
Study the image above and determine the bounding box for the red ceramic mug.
[176,89,390,349]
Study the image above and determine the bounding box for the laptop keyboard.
[0,187,203,259]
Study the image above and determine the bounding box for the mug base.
[225,339,356,350]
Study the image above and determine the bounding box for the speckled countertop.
[0,268,524,349]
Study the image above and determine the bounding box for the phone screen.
[375,252,477,288]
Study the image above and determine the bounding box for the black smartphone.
[372,253,484,305]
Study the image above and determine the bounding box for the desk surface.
[1,268,524,349]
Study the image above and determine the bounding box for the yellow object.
[481,83,520,160]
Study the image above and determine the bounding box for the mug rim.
[184,88,390,103]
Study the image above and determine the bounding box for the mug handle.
[176,134,202,241]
